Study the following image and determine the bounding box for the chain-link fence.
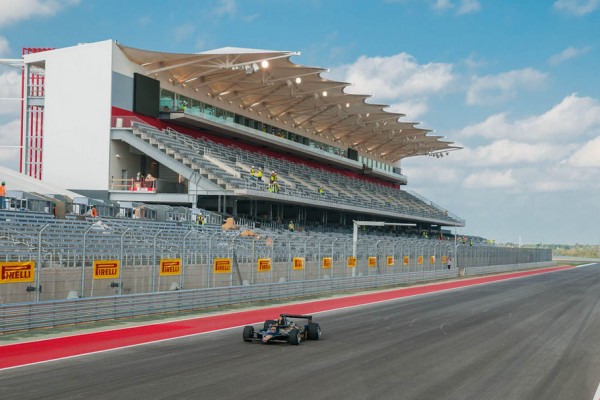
[0,220,551,305]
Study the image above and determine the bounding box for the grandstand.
[13,39,462,235]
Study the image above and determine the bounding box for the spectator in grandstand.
[0,181,6,209]
[145,173,155,190]
[288,221,295,232]
[89,206,98,218]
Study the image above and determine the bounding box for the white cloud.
[463,169,516,189]
[214,0,236,16]
[387,99,429,120]
[553,0,599,15]
[340,53,455,101]
[0,36,9,57]
[455,139,573,166]
[549,46,592,65]
[432,0,481,14]
[433,0,453,11]
[0,70,21,115]
[0,0,80,27]
[460,93,600,141]
[457,0,481,14]
[467,68,547,105]
[566,136,600,167]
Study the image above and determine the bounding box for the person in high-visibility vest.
[257,168,263,181]
[0,181,6,209]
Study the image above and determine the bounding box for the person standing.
[447,256,452,270]
[0,181,6,209]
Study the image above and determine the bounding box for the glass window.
[160,89,174,111]
[204,103,214,117]
[215,107,226,121]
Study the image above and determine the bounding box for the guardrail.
[0,261,554,334]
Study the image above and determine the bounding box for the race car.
[242,314,321,345]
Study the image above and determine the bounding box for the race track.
[2,264,600,400]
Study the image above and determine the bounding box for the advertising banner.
[160,259,181,276]
[213,258,232,274]
[257,258,272,273]
[293,258,305,270]
[0,261,35,284]
[93,260,120,279]
[347,257,357,268]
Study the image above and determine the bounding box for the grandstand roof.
[0,165,81,198]
[118,44,460,163]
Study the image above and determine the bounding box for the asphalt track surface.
[2,264,600,400]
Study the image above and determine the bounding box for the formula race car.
[242,314,321,345]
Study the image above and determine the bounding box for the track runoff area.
[2,263,600,399]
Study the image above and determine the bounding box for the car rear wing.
[281,314,312,322]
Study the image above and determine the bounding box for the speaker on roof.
[347,148,358,161]
[133,73,160,118]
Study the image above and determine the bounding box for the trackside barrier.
[0,262,555,334]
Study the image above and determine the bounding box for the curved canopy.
[119,44,459,163]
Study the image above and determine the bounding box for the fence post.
[80,224,94,298]
[318,236,326,279]
[207,231,219,288]
[36,224,50,302]
[182,229,195,290]
[152,229,163,292]
[119,228,131,295]
[330,238,338,278]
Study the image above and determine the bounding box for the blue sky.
[0,0,599,245]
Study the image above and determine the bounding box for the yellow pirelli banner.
[347,256,357,268]
[93,260,120,279]
[293,258,305,270]
[387,256,395,266]
[403,256,409,266]
[160,259,181,276]
[441,255,447,264]
[430,256,436,265]
[322,257,332,269]
[417,255,424,265]
[213,258,232,274]
[0,261,35,284]
[368,257,377,267]
[257,258,272,273]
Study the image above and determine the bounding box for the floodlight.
[261,60,269,69]
[295,77,302,84]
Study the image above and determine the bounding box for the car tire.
[289,328,301,345]
[243,326,254,342]
[307,323,321,340]
[263,320,277,330]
